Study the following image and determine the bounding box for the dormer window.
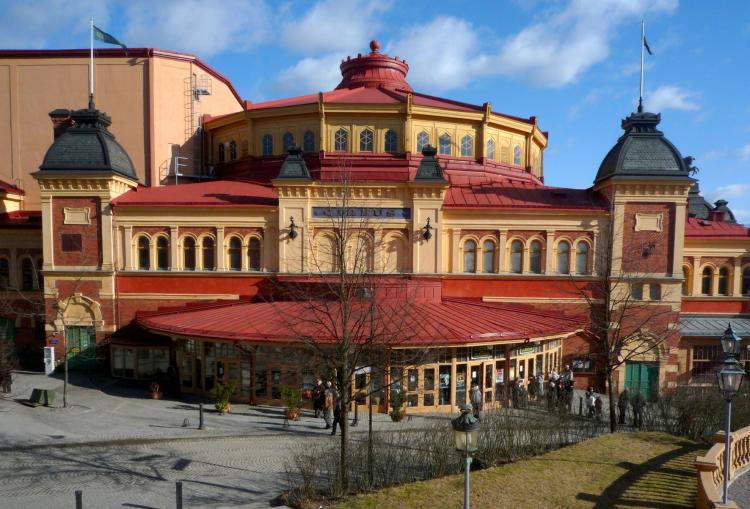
[439,133,451,155]
[486,139,495,160]
[460,135,473,157]
[385,129,397,153]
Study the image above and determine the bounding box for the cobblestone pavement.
[729,467,750,508]
[0,372,440,508]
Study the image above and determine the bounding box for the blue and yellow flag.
[94,25,128,56]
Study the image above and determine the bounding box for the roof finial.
[369,40,380,53]
[88,92,96,111]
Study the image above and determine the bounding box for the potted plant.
[281,385,302,421]
[149,382,162,400]
[389,391,405,422]
[210,382,236,414]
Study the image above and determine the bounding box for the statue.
[684,156,699,176]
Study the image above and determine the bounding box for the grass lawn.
[328,432,706,509]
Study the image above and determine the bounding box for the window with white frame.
[385,129,397,152]
[460,135,473,157]
[575,242,589,274]
[529,240,543,274]
[335,128,348,151]
[482,240,495,273]
[439,133,451,155]
[463,240,476,273]
[486,138,495,160]
[137,236,150,270]
[510,240,523,273]
[416,131,429,152]
[513,145,522,165]
[360,129,374,151]
[557,241,570,274]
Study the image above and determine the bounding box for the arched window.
[0,258,9,288]
[482,240,495,273]
[229,140,237,160]
[649,283,661,301]
[261,134,273,156]
[718,267,730,296]
[183,237,196,271]
[460,135,473,157]
[513,145,522,165]
[463,240,476,273]
[334,128,348,151]
[218,143,225,162]
[137,236,150,270]
[303,130,315,152]
[682,266,692,296]
[486,139,495,160]
[202,237,215,271]
[743,267,750,295]
[156,236,169,270]
[360,129,374,151]
[416,131,429,152]
[21,258,34,290]
[283,132,295,151]
[248,238,261,271]
[575,242,589,274]
[439,133,451,155]
[557,241,570,274]
[529,240,543,274]
[701,267,713,295]
[228,237,242,271]
[510,240,523,273]
[384,129,397,152]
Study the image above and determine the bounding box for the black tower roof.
[595,111,690,184]
[39,106,137,180]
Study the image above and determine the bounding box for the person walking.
[631,390,645,429]
[312,378,324,418]
[585,387,596,418]
[470,382,483,418]
[617,387,630,426]
[537,373,545,398]
[323,381,334,430]
[594,396,603,422]
[330,386,342,436]
[546,380,556,412]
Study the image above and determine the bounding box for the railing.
[695,425,750,509]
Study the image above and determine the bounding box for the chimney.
[49,109,72,139]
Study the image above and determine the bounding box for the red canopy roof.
[112,180,278,207]
[137,297,584,346]
[685,217,750,239]
[0,210,41,228]
[0,179,25,195]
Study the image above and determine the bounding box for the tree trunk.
[339,367,349,493]
[367,387,374,487]
[607,369,616,433]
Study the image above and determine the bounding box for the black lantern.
[717,359,745,400]
[720,323,743,358]
[451,404,480,453]
[422,217,433,241]
[288,217,298,240]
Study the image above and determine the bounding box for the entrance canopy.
[137,297,585,346]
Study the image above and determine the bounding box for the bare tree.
[272,161,428,491]
[574,214,677,433]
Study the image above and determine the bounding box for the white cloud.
[0,0,110,48]
[281,0,391,54]
[388,17,492,92]
[739,143,750,160]
[645,85,700,112]
[123,0,269,57]
[493,0,678,88]
[710,184,750,200]
[274,53,343,94]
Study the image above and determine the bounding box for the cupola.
[336,40,412,91]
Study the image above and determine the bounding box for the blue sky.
[2,0,749,222]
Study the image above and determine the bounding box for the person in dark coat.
[312,378,324,418]
[546,380,557,412]
[330,387,343,435]
[594,396,603,422]
[617,387,630,425]
[631,390,645,428]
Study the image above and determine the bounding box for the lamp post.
[716,324,745,505]
[452,404,480,509]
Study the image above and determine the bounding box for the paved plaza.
[0,371,432,509]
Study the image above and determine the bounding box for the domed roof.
[336,40,412,91]
[594,110,690,184]
[39,106,137,180]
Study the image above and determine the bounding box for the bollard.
[198,403,204,430]
[176,480,183,509]
[75,490,83,509]
[579,397,583,416]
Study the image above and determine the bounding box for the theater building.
[2,41,749,412]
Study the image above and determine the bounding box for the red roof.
[112,180,278,207]
[137,297,584,346]
[685,217,750,239]
[0,179,25,195]
[0,210,41,228]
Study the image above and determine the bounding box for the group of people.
[584,387,604,421]
[312,378,343,435]
[617,387,646,428]
[543,365,576,412]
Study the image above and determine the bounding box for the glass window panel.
[385,129,397,152]
[283,132,294,151]
[262,134,273,156]
[335,129,348,151]
[718,268,729,295]
[463,240,476,273]
[424,368,435,391]
[303,130,315,152]
[702,267,713,295]
[486,138,495,160]
[183,237,196,271]
[460,135,473,157]
[439,133,451,155]
[483,241,495,273]
[416,131,429,152]
[202,238,215,270]
[218,143,225,162]
[743,268,750,295]
[513,145,522,165]
[557,241,570,274]
[248,238,261,271]
[408,369,418,392]
[511,240,523,273]
[229,141,237,160]
[424,393,435,406]
[228,237,242,271]
[649,283,661,301]
[156,237,169,270]
[439,366,451,405]
[359,129,374,151]
[529,240,542,274]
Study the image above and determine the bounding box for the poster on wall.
[495,368,504,384]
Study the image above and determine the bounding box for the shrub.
[281,385,302,409]
[210,382,236,412]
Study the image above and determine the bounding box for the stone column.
[498,230,507,272]
[545,231,555,273]
[123,226,133,270]
[170,226,179,271]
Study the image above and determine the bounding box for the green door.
[65,326,96,371]
[625,362,659,400]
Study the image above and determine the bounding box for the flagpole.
[638,19,644,113]
[89,17,94,109]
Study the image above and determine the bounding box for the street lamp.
[452,404,480,509]
[716,323,745,505]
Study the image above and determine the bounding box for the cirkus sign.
[312,207,411,219]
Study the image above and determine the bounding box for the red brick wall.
[53,197,101,266]
[622,203,673,273]
[507,230,546,240]
[132,226,169,236]
[442,276,600,300]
